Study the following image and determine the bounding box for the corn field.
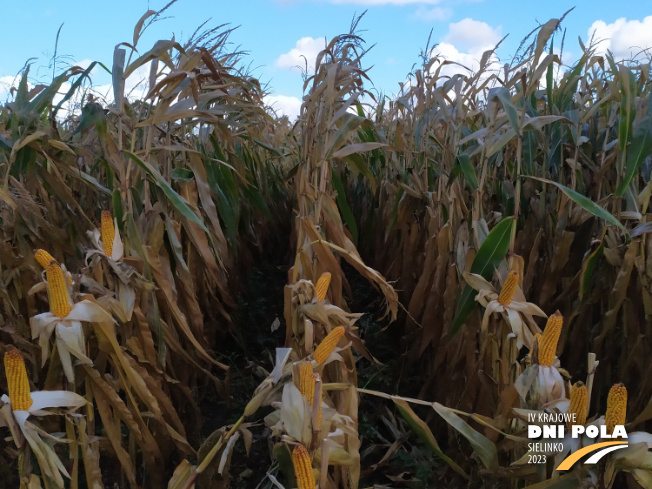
[1,9,651,489]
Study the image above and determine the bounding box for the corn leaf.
[332,168,358,246]
[450,217,515,336]
[526,176,627,234]
[615,110,652,196]
[432,402,498,472]
[124,151,208,232]
[393,398,469,479]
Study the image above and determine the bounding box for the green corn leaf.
[332,168,358,246]
[489,87,521,135]
[526,176,627,234]
[450,217,515,337]
[579,228,606,301]
[124,151,208,232]
[456,153,479,191]
[615,110,652,197]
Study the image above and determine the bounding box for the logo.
[526,412,628,470]
[556,441,628,470]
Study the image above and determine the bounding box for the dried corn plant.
[0,10,291,489]
[336,16,652,489]
[280,22,398,489]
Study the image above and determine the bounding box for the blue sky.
[1,1,651,118]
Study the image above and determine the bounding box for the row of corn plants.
[335,17,652,488]
[0,10,293,489]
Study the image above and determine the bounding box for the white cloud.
[588,16,652,61]
[443,18,501,52]
[411,18,501,84]
[429,42,498,81]
[0,75,23,103]
[412,6,452,22]
[265,94,302,121]
[275,37,327,71]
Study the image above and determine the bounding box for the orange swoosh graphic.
[556,441,628,471]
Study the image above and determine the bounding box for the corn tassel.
[4,347,33,411]
[314,326,345,365]
[537,311,563,367]
[569,382,588,427]
[47,261,72,318]
[498,271,519,306]
[299,362,315,404]
[101,210,115,257]
[34,249,56,269]
[292,445,316,489]
[605,383,627,435]
[315,272,331,301]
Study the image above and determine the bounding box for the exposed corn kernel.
[605,383,627,435]
[4,347,33,411]
[299,362,315,405]
[34,249,57,269]
[46,261,72,318]
[569,382,588,427]
[498,271,519,306]
[537,311,563,367]
[101,211,115,257]
[313,326,345,365]
[315,272,331,302]
[292,445,316,489]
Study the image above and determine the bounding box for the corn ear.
[315,272,331,301]
[34,249,56,269]
[605,383,627,435]
[46,261,72,318]
[569,382,588,427]
[101,210,114,257]
[4,347,33,411]
[498,271,519,306]
[537,311,563,367]
[313,326,345,365]
[299,362,315,405]
[292,445,316,489]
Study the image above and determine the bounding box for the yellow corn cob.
[315,272,331,302]
[569,382,588,427]
[313,372,322,429]
[4,347,33,411]
[498,271,519,306]
[101,210,114,257]
[46,261,72,318]
[299,362,315,405]
[537,311,563,367]
[34,249,57,269]
[313,326,345,365]
[605,383,627,435]
[292,445,316,489]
